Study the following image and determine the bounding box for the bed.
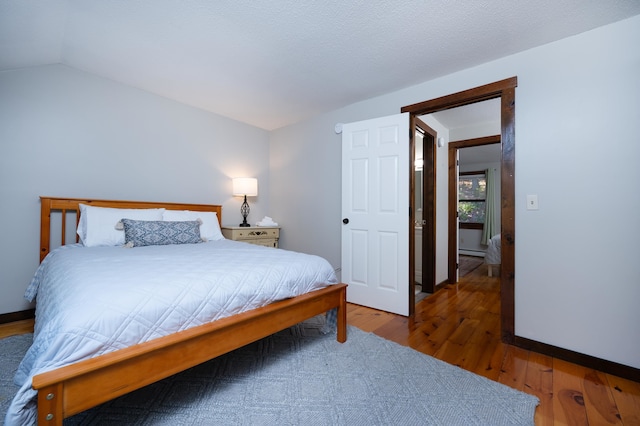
[6,197,347,426]
[485,233,501,277]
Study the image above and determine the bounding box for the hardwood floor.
[0,318,34,338]
[2,266,639,424]
[348,264,640,425]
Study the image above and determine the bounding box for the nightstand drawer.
[222,226,280,248]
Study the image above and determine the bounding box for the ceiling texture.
[1,1,639,130]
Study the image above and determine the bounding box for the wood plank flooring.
[347,264,640,425]
[0,318,34,338]
[1,265,638,424]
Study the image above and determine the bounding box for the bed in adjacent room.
[485,233,501,277]
[5,197,347,426]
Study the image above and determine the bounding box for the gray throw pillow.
[118,218,203,247]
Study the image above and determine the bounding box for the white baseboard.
[459,249,485,257]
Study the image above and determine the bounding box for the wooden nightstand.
[221,226,280,248]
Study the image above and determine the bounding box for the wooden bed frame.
[32,197,347,425]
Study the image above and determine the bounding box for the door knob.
[342,218,349,224]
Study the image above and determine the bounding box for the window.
[458,171,486,229]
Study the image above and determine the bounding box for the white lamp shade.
[232,177,258,196]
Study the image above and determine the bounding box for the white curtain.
[481,168,498,245]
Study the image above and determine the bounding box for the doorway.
[402,77,517,342]
[412,117,437,303]
[448,136,501,282]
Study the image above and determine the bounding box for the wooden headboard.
[39,197,223,262]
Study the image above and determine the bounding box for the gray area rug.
[459,255,484,277]
[1,318,538,425]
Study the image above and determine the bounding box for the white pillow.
[162,210,224,241]
[77,204,165,247]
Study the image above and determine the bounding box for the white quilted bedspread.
[6,240,337,425]
[484,234,502,265]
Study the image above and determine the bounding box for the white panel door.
[341,113,410,316]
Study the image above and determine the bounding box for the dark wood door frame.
[417,118,437,294]
[401,77,517,343]
[448,135,501,283]
[408,116,437,315]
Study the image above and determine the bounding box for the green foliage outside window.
[459,173,486,224]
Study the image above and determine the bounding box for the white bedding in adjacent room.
[485,234,501,265]
[7,240,337,425]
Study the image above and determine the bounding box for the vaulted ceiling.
[1,1,639,130]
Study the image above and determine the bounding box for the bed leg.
[337,285,347,343]
[488,265,493,277]
[37,384,63,426]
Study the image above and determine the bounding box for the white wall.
[450,121,500,142]
[0,64,270,314]
[270,15,640,368]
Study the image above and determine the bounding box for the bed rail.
[34,283,347,425]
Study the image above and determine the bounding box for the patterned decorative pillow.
[118,218,203,247]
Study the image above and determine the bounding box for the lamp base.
[239,195,251,227]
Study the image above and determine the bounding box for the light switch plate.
[526,194,539,210]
